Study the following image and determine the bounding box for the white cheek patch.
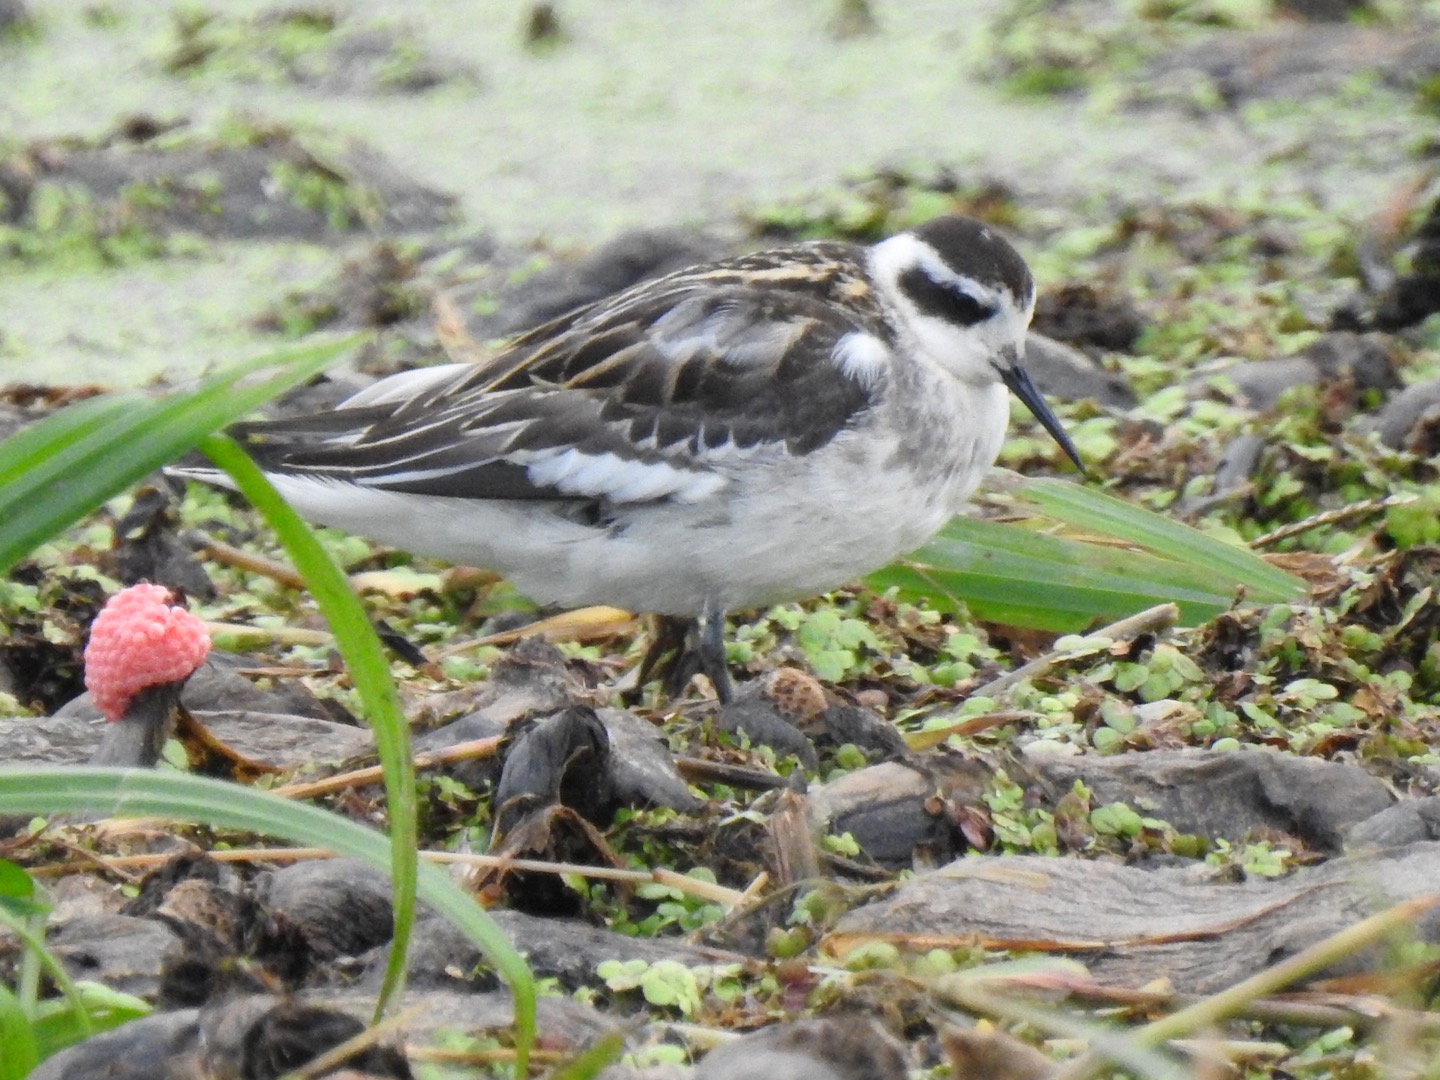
[526,448,727,504]
[832,332,891,389]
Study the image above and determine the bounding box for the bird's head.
[869,215,1082,471]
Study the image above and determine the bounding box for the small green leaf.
[30,982,151,1059]
[0,859,45,919]
[0,984,40,1080]
[1090,802,1144,838]
[597,958,648,991]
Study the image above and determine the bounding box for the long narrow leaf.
[0,394,139,489]
[0,335,362,575]
[0,898,96,1050]
[0,767,535,1076]
[30,984,150,1060]
[197,433,423,1027]
[1016,478,1304,602]
[871,534,1231,632]
[0,984,39,1080]
[869,478,1305,633]
[919,523,1249,601]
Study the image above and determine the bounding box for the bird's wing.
[240,257,893,506]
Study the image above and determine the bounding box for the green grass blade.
[196,434,425,1030]
[868,481,1305,633]
[870,528,1232,632]
[0,984,40,1080]
[0,393,139,489]
[30,984,150,1060]
[1016,478,1304,602]
[0,767,535,1074]
[0,334,363,576]
[0,877,99,1057]
[548,1029,626,1080]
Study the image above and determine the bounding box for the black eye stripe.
[897,267,995,327]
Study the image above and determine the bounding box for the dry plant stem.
[411,1046,566,1066]
[270,735,503,800]
[43,836,147,884]
[1058,983,1423,1033]
[1168,1038,1290,1063]
[737,870,771,905]
[1250,493,1417,549]
[33,845,748,905]
[203,620,333,647]
[687,872,774,946]
[435,605,637,658]
[197,538,308,589]
[1044,1036,1290,1064]
[284,1006,424,1080]
[674,756,788,791]
[945,976,1423,1035]
[970,602,1180,700]
[647,866,749,905]
[1050,892,1440,1080]
[905,710,1039,751]
[937,985,1189,1080]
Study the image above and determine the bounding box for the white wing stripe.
[337,364,471,409]
[525,448,726,504]
[356,464,477,487]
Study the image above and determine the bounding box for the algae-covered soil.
[7,0,1440,1078]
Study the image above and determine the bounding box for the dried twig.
[904,710,1041,751]
[270,735,503,800]
[28,845,749,906]
[410,1046,567,1066]
[285,1006,424,1080]
[1050,893,1440,1080]
[968,602,1180,701]
[434,605,637,658]
[195,537,308,589]
[1250,494,1418,550]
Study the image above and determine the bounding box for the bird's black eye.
[898,267,995,327]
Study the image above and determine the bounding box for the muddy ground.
[5,1,1440,1078]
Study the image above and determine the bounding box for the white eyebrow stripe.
[874,233,1008,309]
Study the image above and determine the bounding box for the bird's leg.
[692,599,735,704]
[635,614,692,699]
[635,604,735,703]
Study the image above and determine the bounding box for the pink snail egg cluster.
[83,583,211,722]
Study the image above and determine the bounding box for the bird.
[174,214,1082,702]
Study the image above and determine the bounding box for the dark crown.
[909,216,1033,306]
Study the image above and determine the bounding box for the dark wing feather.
[241,242,891,504]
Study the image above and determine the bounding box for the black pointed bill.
[1000,361,1084,472]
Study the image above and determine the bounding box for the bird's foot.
[635,607,735,703]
